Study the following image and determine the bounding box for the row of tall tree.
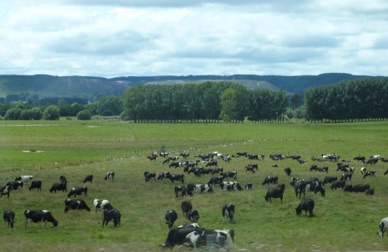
[305,78,388,120]
[122,81,288,122]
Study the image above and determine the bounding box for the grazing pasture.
[0,120,388,251]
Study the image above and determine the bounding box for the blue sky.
[1,0,387,77]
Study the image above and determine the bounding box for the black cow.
[64,199,91,213]
[0,185,11,198]
[211,168,224,175]
[221,171,237,180]
[93,199,114,213]
[352,184,371,192]
[6,181,23,190]
[169,161,181,168]
[147,154,157,161]
[322,176,337,185]
[366,188,375,195]
[102,208,121,228]
[296,198,315,217]
[175,185,193,198]
[181,200,193,218]
[284,167,292,176]
[331,180,346,190]
[264,184,285,203]
[144,171,156,182]
[187,209,200,223]
[245,164,258,173]
[157,172,171,181]
[354,156,366,162]
[165,209,178,229]
[385,169,388,176]
[59,175,67,184]
[67,186,88,197]
[222,203,235,223]
[343,184,353,192]
[24,210,58,228]
[49,182,67,193]
[206,160,218,167]
[245,182,253,190]
[3,210,15,228]
[208,176,224,186]
[365,157,379,165]
[83,175,93,183]
[161,223,202,248]
[104,171,115,181]
[29,180,42,191]
[262,176,278,185]
[167,174,184,183]
[341,173,353,181]
[294,180,309,198]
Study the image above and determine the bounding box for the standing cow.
[222,203,235,223]
[64,199,91,213]
[295,198,315,217]
[165,209,178,229]
[3,210,15,228]
[24,210,58,228]
[102,209,121,228]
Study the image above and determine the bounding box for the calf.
[187,209,200,223]
[222,203,235,223]
[93,199,113,213]
[102,208,121,228]
[67,186,88,197]
[49,182,67,193]
[379,217,388,238]
[296,198,315,217]
[24,210,58,228]
[3,209,15,228]
[29,180,42,191]
[83,175,93,183]
[181,200,192,218]
[265,184,285,203]
[64,199,91,213]
[104,171,115,181]
[262,176,278,185]
[0,185,11,198]
[165,209,178,229]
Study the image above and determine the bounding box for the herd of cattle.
[144,151,388,249]
[1,172,121,230]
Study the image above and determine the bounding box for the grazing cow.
[83,175,93,183]
[352,184,371,192]
[144,171,156,182]
[363,170,376,179]
[354,156,366,162]
[161,223,202,248]
[221,181,243,191]
[343,184,353,192]
[15,175,33,183]
[341,173,353,181]
[167,174,185,183]
[247,154,259,160]
[29,180,42,191]
[67,186,88,197]
[211,167,224,175]
[194,184,213,194]
[24,210,58,228]
[185,228,235,249]
[181,200,193,218]
[208,176,224,186]
[104,172,115,181]
[284,167,292,176]
[296,198,315,217]
[322,176,337,186]
[221,171,237,181]
[206,160,218,167]
[0,185,11,198]
[6,181,23,190]
[169,161,181,168]
[265,184,285,203]
[262,176,278,185]
[379,217,388,238]
[310,165,328,172]
[147,154,157,161]
[366,188,375,195]
[365,157,379,165]
[64,199,91,213]
[175,185,193,198]
[102,208,121,228]
[294,180,309,198]
[157,172,171,181]
[245,182,253,190]
[93,199,113,213]
[245,164,258,173]
[187,209,200,223]
[165,209,178,229]
[49,182,67,193]
[306,180,325,197]
[331,180,346,190]
[3,209,15,228]
[222,203,235,223]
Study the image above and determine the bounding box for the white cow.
[379,217,388,238]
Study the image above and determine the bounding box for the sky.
[1,0,388,77]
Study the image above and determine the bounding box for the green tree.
[98,96,122,116]
[77,110,91,120]
[219,88,237,122]
[4,108,22,120]
[43,105,60,120]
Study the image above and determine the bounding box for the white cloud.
[0,0,387,77]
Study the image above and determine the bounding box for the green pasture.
[0,120,388,251]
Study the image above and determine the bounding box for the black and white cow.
[83,175,93,183]
[264,184,285,203]
[363,170,376,179]
[181,200,192,218]
[144,171,156,182]
[6,181,23,190]
[245,182,253,190]
[208,176,224,186]
[104,172,115,181]
[187,209,200,223]
[161,223,202,248]
[15,175,33,183]
[102,208,121,228]
[341,173,353,181]
[24,210,58,228]
[174,185,193,198]
[185,228,235,249]
[221,181,243,191]
[0,185,11,198]
[93,199,114,213]
[29,180,42,191]
[165,209,178,229]
[222,203,235,223]
[206,160,218,167]
[167,174,185,183]
[64,199,91,213]
[157,172,171,181]
[49,182,67,193]
[194,184,213,194]
[3,209,15,228]
[68,186,88,198]
[221,171,237,181]
[245,164,258,173]
[262,176,278,185]
[284,167,292,176]
[296,198,315,217]
[379,217,388,238]
[211,168,224,175]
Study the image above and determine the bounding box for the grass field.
[0,120,388,251]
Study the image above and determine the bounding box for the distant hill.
[0,73,376,101]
